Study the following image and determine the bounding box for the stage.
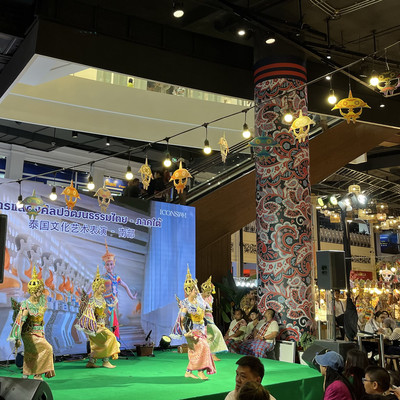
[0,351,323,400]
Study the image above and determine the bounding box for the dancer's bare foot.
[212,354,220,361]
[185,371,198,379]
[33,375,43,380]
[86,362,100,368]
[102,361,116,369]
[198,371,209,380]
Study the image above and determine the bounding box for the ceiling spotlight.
[49,186,57,201]
[203,139,212,154]
[369,71,379,86]
[357,193,367,205]
[317,197,325,207]
[325,75,331,81]
[106,137,110,146]
[379,102,385,108]
[237,29,246,36]
[329,195,338,206]
[327,89,337,105]
[16,194,24,209]
[265,35,275,45]
[172,1,184,18]
[125,166,134,181]
[163,153,172,168]
[326,52,332,59]
[72,131,78,139]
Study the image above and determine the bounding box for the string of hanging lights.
[2,39,399,207]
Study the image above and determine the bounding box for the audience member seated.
[238,309,279,359]
[343,348,369,400]
[382,319,400,355]
[362,366,397,399]
[225,309,247,353]
[314,350,355,400]
[365,312,387,335]
[244,311,261,341]
[224,355,276,400]
[238,381,270,400]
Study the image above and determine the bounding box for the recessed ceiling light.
[237,29,246,36]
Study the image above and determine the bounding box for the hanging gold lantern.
[376,202,389,213]
[289,110,315,143]
[61,180,80,210]
[139,158,153,190]
[218,134,229,163]
[331,90,370,124]
[170,161,192,194]
[376,213,387,222]
[22,190,47,220]
[94,185,114,213]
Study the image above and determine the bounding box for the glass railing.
[70,68,253,107]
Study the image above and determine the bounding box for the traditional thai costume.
[8,266,55,379]
[172,268,216,376]
[239,319,279,358]
[225,318,247,353]
[201,276,228,355]
[75,267,120,365]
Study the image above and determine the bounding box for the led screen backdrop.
[0,179,195,360]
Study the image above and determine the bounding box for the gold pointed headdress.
[184,265,198,296]
[27,265,44,294]
[201,276,215,294]
[102,239,115,263]
[92,265,105,292]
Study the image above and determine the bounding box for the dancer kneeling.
[239,309,278,358]
[172,267,216,380]
[76,266,120,368]
[8,266,55,380]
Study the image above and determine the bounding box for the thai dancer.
[200,276,228,361]
[8,266,55,380]
[76,266,120,368]
[172,267,216,380]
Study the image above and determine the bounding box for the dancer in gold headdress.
[8,266,55,380]
[75,266,120,368]
[172,266,216,380]
[201,276,228,361]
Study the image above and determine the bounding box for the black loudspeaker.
[313,339,357,359]
[316,250,346,290]
[0,214,7,284]
[0,377,53,400]
[301,343,330,368]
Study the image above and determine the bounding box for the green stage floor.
[0,351,323,400]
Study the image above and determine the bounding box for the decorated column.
[252,56,313,341]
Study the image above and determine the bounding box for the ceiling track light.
[72,131,78,139]
[106,137,110,146]
[203,124,211,154]
[172,1,184,18]
[237,28,246,36]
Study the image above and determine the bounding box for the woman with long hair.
[315,350,356,400]
[343,349,369,400]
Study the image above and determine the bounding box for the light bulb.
[237,29,246,36]
[242,123,251,139]
[16,195,24,209]
[369,73,379,86]
[49,186,57,201]
[265,37,275,45]
[203,139,212,155]
[283,112,293,123]
[163,153,172,168]
[172,2,184,18]
[87,175,95,191]
[327,89,337,105]
[125,166,134,180]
